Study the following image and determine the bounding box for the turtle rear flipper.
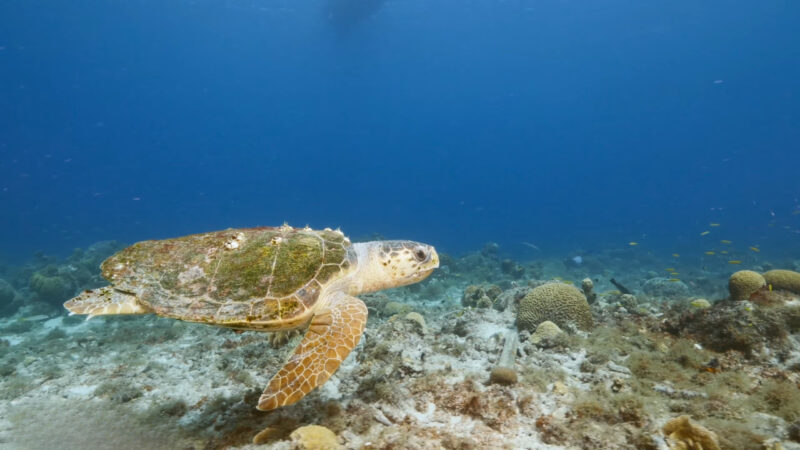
[64,287,148,318]
[257,292,367,411]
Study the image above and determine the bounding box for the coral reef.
[381,301,412,317]
[517,282,593,332]
[289,425,341,450]
[643,277,690,299]
[690,298,711,309]
[664,298,800,356]
[755,379,800,422]
[581,277,597,304]
[493,286,530,311]
[403,312,427,334]
[763,269,800,295]
[729,270,767,300]
[661,415,721,450]
[500,259,525,279]
[461,284,502,309]
[529,320,564,347]
[618,293,639,312]
[2,241,800,449]
[29,267,76,306]
[0,240,125,314]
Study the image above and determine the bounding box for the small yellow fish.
[665,268,676,272]
[629,242,639,246]
[720,251,729,255]
[668,278,681,282]
[728,260,742,264]
[710,223,720,227]
[700,231,710,236]
[749,246,760,252]
[672,253,680,258]
[720,240,732,244]
[563,280,574,285]
[768,284,773,291]
[671,273,679,276]
[705,251,715,255]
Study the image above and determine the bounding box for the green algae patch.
[754,379,800,422]
[317,264,343,285]
[270,233,324,296]
[213,232,280,300]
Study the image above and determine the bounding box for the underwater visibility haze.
[1,0,800,449]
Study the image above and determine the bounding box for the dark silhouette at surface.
[324,0,384,35]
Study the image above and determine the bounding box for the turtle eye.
[414,248,427,262]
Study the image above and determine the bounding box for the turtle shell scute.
[100,227,353,323]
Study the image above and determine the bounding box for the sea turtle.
[64,225,438,410]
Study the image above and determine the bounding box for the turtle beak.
[428,248,439,269]
[417,246,439,279]
[417,268,435,281]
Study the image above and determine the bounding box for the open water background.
[1,0,799,261]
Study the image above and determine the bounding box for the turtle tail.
[64,287,148,319]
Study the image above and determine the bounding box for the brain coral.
[517,283,593,332]
[289,425,341,450]
[763,269,800,294]
[530,320,564,346]
[728,270,766,300]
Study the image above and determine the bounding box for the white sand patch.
[42,316,64,331]
[472,321,508,340]
[318,376,343,401]
[2,335,25,346]
[65,384,97,398]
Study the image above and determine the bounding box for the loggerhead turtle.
[64,225,438,410]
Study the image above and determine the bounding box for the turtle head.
[352,241,439,293]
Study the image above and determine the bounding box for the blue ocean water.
[1,0,799,261]
[4,4,800,448]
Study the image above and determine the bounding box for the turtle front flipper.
[257,292,367,411]
[64,287,148,318]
